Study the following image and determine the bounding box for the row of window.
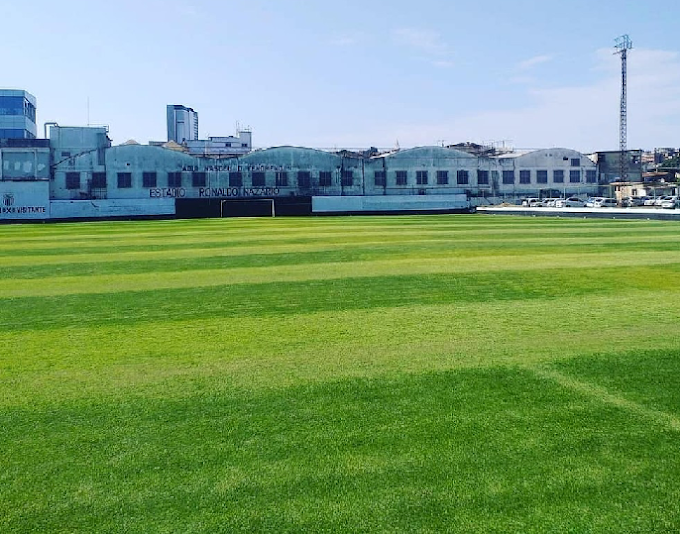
[502,169,597,185]
[65,170,349,190]
[65,168,599,190]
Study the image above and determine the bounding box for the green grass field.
[2,214,680,533]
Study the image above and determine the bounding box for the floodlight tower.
[615,34,633,182]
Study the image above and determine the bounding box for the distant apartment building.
[167,105,199,143]
[0,89,37,139]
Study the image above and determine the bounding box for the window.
[519,170,531,184]
[537,170,548,184]
[416,170,428,185]
[374,170,386,187]
[553,170,564,183]
[297,171,311,188]
[252,172,266,187]
[341,170,353,187]
[142,172,156,188]
[168,172,182,188]
[92,172,107,188]
[586,170,597,183]
[457,170,469,185]
[229,172,243,187]
[396,171,408,186]
[117,172,132,188]
[571,158,580,167]
[319,171,332,187]
[275,171,288,187]
[437,170,449,185]
[502,170,515,185]
[570,170,581,183]
[61,151,71,158]
[477,170,489,185]
[66,172,80,189]
[192,171,206,187]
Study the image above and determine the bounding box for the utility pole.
[615,34,633,183]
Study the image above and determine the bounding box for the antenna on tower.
[614,34,632,182]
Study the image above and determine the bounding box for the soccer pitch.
[2,215,680,532]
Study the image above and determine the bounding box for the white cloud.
[393,28,449,56]
[517,55,553,71]
[349,47,680,152]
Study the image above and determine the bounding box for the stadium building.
[1,92,600,221]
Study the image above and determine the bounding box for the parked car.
[556,197,585,207]
[654,196,671,207]
[594,197,618,208]
[622,196,645,207]
[661,196,679,209]
[522,197,542,207]
[586,197,604,207]
[644,197,658,206]
[544,198,560,207]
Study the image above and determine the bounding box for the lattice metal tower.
[615,34,633,181]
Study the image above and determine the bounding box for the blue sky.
[4,0,680,152]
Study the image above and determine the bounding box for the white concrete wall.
[49,199,175,219]
[313,194,469,213]
[0,181,50,220]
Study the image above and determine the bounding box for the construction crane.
[614,34,633,182]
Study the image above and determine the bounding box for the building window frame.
[192,171,206,187]
[395,170,408,186]
[229,171,243,187]
[341,170,354,187]
[319,171,332,187]
[416,170,428,185]
[252,171,266,187]
[374,170,386,187]
[65,172,80,190]
[117,172,132,189]
[168,172,182,188]
[502,170,515,185]
[142,172,156,188]
[275,171,289,187]
[457,170,469,185]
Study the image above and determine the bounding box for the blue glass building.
[0,89,37,139]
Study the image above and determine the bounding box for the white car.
[661,196,679,209]
[644,197,658,206]
[586,197,604,207]
[556,197,585,208]
[594,198,618,208]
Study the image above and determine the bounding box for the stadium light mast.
[614,34,633,183]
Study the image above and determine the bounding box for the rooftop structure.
[167,105,199,143]
[0,89,37,139]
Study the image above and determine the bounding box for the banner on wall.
[0,181,50,220]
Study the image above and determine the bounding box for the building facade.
[0,90,37,139]
[166,105,199,143]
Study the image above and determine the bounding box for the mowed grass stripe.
[1,216,676,252]
[3,237,680,279]
[3,249,680,298]
[2,230,680,271]
[2,292,679,406]
[3,365,680,532]
[3,265,680,332]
